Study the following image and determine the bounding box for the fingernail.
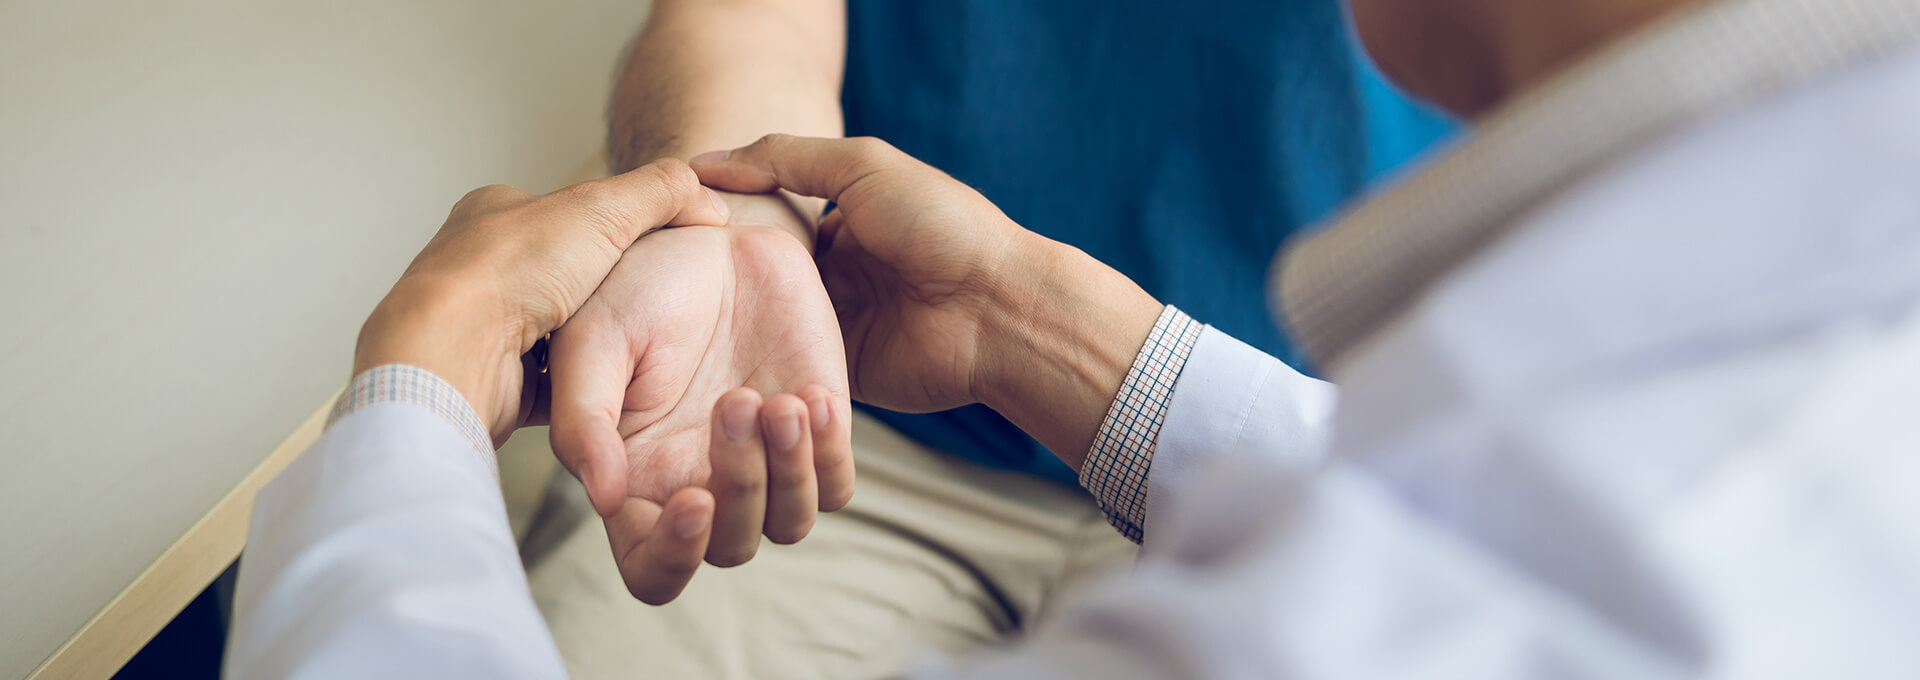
[722,396,759,441]
[767,410,802,450]
[689,149,730,168]
[806,394,831,431]
[704,187,729,217]
[674,504,710,538]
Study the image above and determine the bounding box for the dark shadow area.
[113,560,235,679]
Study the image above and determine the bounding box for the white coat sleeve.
[225,370,566,679]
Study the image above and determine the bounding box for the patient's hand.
[547,218,852,603]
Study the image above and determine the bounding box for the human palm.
[548,222,852,582]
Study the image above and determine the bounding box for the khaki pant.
[509,411,1138,679]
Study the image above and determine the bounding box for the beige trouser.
[506,411,1139,680]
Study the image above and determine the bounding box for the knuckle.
[720,472,766,497]
[555,181,637,246]
[645,157,699,190]
[845,136,896,164]
[752,132,793,150]
[450,183,520,216]
[460,183,517,203]
[767,461,809,488]
[559,178,617,209]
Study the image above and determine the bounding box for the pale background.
[0,1,651,676]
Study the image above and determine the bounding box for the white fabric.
[226,46,1920,680]
[941,43,1920,679]
[1145,327,1335,549]
[225,403,566,679]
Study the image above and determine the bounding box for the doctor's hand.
[546,223,854,599]
[692,135,1164,469]
[354,158,729,444]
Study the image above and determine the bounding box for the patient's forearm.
[610,0,845,245]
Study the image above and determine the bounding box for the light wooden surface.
[0,4,649,678]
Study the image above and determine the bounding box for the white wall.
[0,1,651,675]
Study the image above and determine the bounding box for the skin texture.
[1349,0,1698,117]
[355,159,831,605]
[692,136,1166,471]
[548,223,853,574]
[545,0,850,596]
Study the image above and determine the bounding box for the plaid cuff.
[328,364,498,479]
[1079,306,1202,543]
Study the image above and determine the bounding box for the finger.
[554,157,732,250]
[706,388,767,567]
[546,323,633,518]
[800,384,856,512]
[606,489,714,605]
[689,135,914,204]
[759,394,817,544]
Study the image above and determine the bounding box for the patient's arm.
[543,0,855,601]
[608,0,846,245]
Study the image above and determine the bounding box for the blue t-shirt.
[841,0,1454,483]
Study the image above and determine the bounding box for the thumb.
[545,324,634,518]
[522,159,733,341]
[572,158,733,244]
[689,135,913,205]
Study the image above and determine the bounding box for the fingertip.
[551,423,626,518]
[818,471,855,513]
[590,473,626,519]
[799,384,856,512]
[761,392,818,546]
[761,393,808,451]
[716,387,764,442]
[588,431,631,518]
[668,486,715,540]
[796,386,827,430]
[702,187,731,224]
[767,516,814,546]
[688,149,731,168]
[822,487,854,513]
[707,387,769,569]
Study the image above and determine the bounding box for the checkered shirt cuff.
[328,364,498,478]
[1079,306,1202,543]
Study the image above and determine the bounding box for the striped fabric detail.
[1079,306,1203,543]
[328,364,498,478]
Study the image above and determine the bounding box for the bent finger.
[799,384,855,512]
[760,393,817,544]
[607,489,713,605]
[555,157,732,248]
[706,387,767,567]
[546,323,633,518]
[689,135,915,205]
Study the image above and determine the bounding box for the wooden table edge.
[25,390,340,680]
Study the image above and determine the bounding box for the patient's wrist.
[715,188,822,253]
